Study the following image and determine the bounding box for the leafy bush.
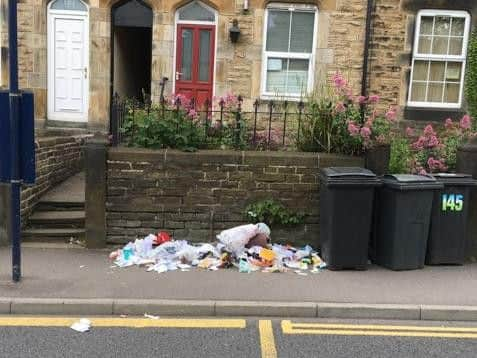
[465,29,477,128]
[297,73,398,155]
[245,199,304,227]
[389,137,412,173]
[405,115,477,174]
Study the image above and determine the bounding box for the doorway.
[47,0,89,122]
[111,0,152,102]
[175,1,217,107]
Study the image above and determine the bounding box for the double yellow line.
[0,317,246,329]
[282,321,477,339]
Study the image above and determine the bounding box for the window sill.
[259,94,305,103]
[403,106,466,122]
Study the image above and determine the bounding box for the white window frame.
[261,3,318,100]
[172,0,218,97]
[407,9,471,109]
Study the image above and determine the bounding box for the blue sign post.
[0,0,36,282]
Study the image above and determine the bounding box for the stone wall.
[106,148,364,247]
[20,135,86,220]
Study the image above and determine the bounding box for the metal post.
[8,0,22,282]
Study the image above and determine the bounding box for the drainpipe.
[361,0,375,99]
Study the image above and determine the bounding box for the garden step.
[22,228,85,243]
[28,210,85,228]
[35,200,85,212]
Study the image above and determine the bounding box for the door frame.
[47,2,89,122]
[173,1,218,99]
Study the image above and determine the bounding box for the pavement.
[1,245,477,321]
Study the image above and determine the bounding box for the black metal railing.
[110,91,306,151]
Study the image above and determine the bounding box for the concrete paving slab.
[317,303,421,320]
[215,301,317,317]
[421,305,477,321]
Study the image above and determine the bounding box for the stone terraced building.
[0,0,476,132]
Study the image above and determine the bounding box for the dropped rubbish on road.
[70,318,91,333]
[110,223,327,274]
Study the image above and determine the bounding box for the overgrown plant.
[297,73,398,155]
[465,29,477,129]
[245,199,304,227]
[389,136,412,173]
[405,115,477,174]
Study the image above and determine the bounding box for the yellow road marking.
[282,321,477,339]
[259,320,278,358]
[0,317,246,329]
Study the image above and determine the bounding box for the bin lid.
[431,173,477,186]
[382,174,444,191]
[320,167,381,187]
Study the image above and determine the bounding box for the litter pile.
[110,223,327,275]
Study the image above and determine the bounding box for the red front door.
[175,24,215,108]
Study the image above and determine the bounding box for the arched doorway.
[47,0,89,122]
[174,1,217,107]
[111,0,152,102]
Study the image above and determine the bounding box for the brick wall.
[20,135,86,220]
[106,148,363,247]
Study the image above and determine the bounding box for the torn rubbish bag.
[216,223,271,256]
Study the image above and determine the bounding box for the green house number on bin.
[441,194,464,212]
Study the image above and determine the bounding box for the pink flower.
[335,102,346,113]
[419,169,428,176]
[427,135,439,148]
[360,126,372,139]
[187,109,198,119]
[385,108,397,122]
[357,96,367,104]
[444,118,453,130]
[412,136,426,150]
[332,72,348,89]
[423,124,436,137]
[368,95,380,103]
[460,115,472,130]
[406,127,414,137]
[347,121,360,136]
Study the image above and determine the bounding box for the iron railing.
[110,91,307,151]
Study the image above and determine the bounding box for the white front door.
[48,12,89,122]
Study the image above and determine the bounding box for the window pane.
[266,10,290,52]
[411,82,426,102]
[420,16,434,35]
[432,36,449,55]
[418,36,432,54]
[429,61,445,81]
[446,62,462,81]
[51,0,87,11]
[287,59,309,94]
[266,58,287,93]
[178,2,215,22]
[290,12,314,53]
[412,60,429,81]
[198,30,211,82]
[428,83,444,102]
[449,37,463,55]
[434,16,451,36]
[444,83,460,103]
[451,17,465,36]
[181,29,193,81]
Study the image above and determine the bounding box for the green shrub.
[245,199,304,227]
[389,137,412,173]
[466,29,477,129]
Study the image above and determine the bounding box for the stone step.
[35,200,85,212]
[22,228,85,243]
[28,210,85,228]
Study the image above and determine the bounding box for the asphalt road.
[0,317,477,358]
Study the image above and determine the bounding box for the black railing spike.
[253,99,259,146]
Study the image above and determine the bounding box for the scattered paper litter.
[144,313,160,320]
[70,318,91,333]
